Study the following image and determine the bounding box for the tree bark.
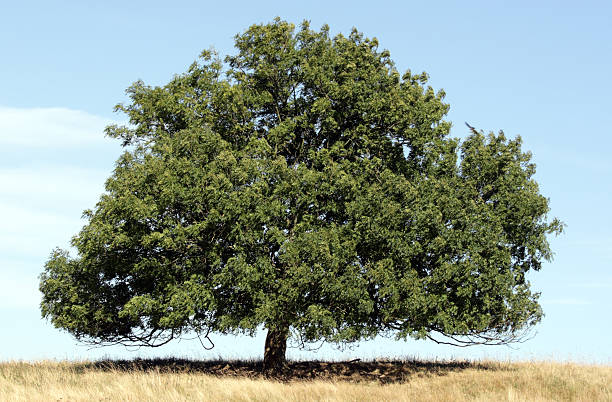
[263,325,289,375]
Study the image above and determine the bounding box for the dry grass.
[1,358,610,401]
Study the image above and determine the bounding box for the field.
[1,358,611,401]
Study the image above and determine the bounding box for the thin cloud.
[0,107,123,261]
[0,202,79,231]
[0,106,121,148]
[0,202,82,258]
[0,272,41,309]
[0,166,109,206]
[0,167,116,259]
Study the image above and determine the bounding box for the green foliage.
[40,19,562,349]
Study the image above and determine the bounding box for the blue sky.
[1,0,610,363]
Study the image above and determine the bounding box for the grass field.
[1,358,610,401]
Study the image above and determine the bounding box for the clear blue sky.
[1,0,610,363]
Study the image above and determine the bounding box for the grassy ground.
[1,358,610,401]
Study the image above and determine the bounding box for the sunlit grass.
[1,358,610,401]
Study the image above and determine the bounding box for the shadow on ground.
[78,358,504,383]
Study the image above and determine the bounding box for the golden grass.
[1,359,610,401]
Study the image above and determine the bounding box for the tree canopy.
[40,19,562,371]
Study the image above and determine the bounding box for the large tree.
[40,19,562,372]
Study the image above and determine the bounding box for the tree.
[40,19,562,373]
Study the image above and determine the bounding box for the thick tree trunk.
[263,326,289,375]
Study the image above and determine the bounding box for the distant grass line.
[1,358,611,401]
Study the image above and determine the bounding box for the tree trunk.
[263,326,289,375]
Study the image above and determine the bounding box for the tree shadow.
[76,357,508,383]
